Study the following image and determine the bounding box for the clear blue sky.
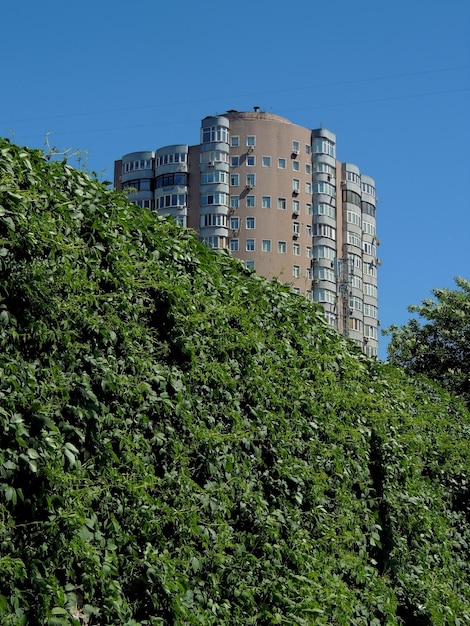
[1,0,469,359]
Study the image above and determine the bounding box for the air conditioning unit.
[292,209,299,215]
[292,189,299,196]
[247,146,254,153]
[208,161,215,167]
[246,184,253,190]
[292,150,299,157]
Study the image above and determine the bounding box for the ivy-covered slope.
[0,139,469,626]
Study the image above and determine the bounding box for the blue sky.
[1,0,469,359]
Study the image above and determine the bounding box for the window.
[305,182,312,194]
[347,210,361,226]
[246,195,255,208]
[351,275,363,290]
[305,224,312,237]
[246,239,255,251]
[200,171,227,185]
[293,243,300,256]
[278,197,286,210]
[246,216,255,229]
[362,201,376,218]
[230,239,239,251]
[200,214,228,228]
[292,160,300,171]
[246,135,256,147]
[292,178,300,191]
[362,220,375,236]
[364,303,378,318]
[365,324,378,339]
[262,239,271,252]
[314,181,336,196]
[292,140,300,152]
[231,156,239,167]
[312,137,335,157]
[306,267,312,280]
[246,260,255,269]
[305,144,311,155]
[278,158,286,169]
[306,203,313,215]
[230,174,239,186]
[278,241,287,253]
[314,289,336,304]
[292,200,300,214]
[364,283,378,298]
[313,245,335,260]
[200,192,228,206]
[306,245,312,259]
[292,287,301,295]
[349,295,363,312]
[230,216,239,230]
[246,173,255,187]
[362,182,376,196]
[346,171,361,185]
[314,266,335,283]
[262,196,271,209]
[202,125,229,144]
[262,156,271,167]
[315,162,335,176]
[350,318,363,332]
[342,189,361,207]
[230,136,239,147]
[230,195,239,209]
[347,232,361,248]
[305,163,312,174]
[293,222,300,235]
[314,203,336,219]
[246,155,255,166]
[364,262,377,277]
[293,265,300,278]
[363,241,376,256]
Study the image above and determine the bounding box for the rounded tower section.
[312,128,338,327]
[199,116,230,249]
[121,151,155,209]
[361,174,379,356]
[154,145,189,227]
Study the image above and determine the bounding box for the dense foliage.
[0,138,469,625]
[383,277,470,408]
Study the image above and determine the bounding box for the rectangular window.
[230,239,239,251]
[231,136,239,147]
[305,163,312,174]
[293,221,300,235]
[231,156,239,167]
[246,238,255,251]
[278,197,286,210]
[246,155,255,166]
[306,267,312,280]
[278,158,286,169]
[262,239,271,252]
[262,156,271,167]
[292,160,300,171]
[293,243,300,256]
[278,241,287,253]
[230,174,239,186]
[306,245,312,258]
[246,135,256,147]
[262,196,271,208]
[230,216,239,230]
[246,217,255,229]
[293,178,300,191]
[246,260,255,269]
[246,173,255,187]
[306,203,313,215]
[292,200,300,214]
[292,140,300,152]
[305,144,311,154]
[246,195,255,208]
[293,264,300,278]
[305,224,312,237]
[230,195,239,209]
[305,182,312,194]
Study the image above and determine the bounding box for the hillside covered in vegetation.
[0,138,469,625]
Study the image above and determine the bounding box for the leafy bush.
[1,139,469,624]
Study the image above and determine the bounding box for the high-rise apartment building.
[114,109,380,356]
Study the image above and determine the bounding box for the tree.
[383,276,470,406]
